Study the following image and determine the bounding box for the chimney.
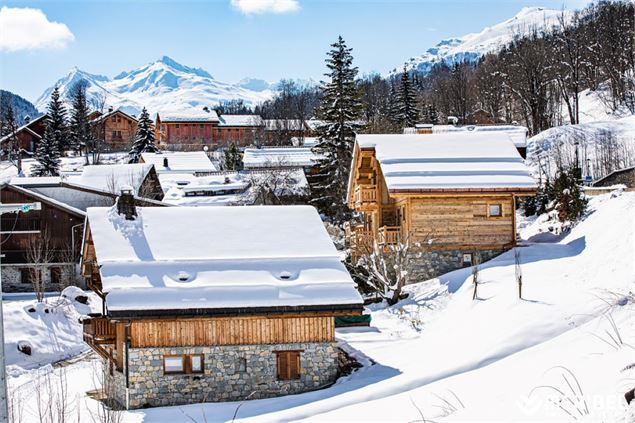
[108,106,114,113]
[163,157,169,168]
[117,186,137,220]
[24,115,31,124]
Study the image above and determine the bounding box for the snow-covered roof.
[432,125,528,147]
[158,110,219,122]
[0,114,47,143]
[2,184,85,217]
[85,205,362,313]
[291,136,318,147]
[218,114,264,127]
[159,169,308,206]
[356,133,536,192]
[68,164,154,194]
[9,176,62,187]
[90,108,138,124]
[243,147,320,168]
[140,151,217,174]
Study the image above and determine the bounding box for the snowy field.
[4,190,634,422]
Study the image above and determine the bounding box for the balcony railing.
[344,222,372,249]
[353,185,377,208]
[83,317,116,344]
[378,226,402,246]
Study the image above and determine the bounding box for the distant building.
[243,147,321,173]
[0,114,48,156]
[592,166,635,188]
[264,119,313,144]
[155,111,265,148]
[68,164,163,200]
[80,204,363,409]
[90,108,138,151]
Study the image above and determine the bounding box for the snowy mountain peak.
[391,6,564,76]
[36,58,275,115]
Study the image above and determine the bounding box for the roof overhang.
[106,303,363,319]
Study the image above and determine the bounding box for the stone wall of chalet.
[593,167,635,188]
[106,342,339,409]
[410,248,504,282]
[1,264,82,293]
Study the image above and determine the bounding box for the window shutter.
[289,351,300,379]
[277,352,289,380]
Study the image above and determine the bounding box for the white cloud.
[230,0,300,15]
[0,7,74,52]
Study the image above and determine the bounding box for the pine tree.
[424,103,439,124]
[310,36,363,224]
[394,64,419,128]
[553,168,587,223]
[32,87,67,176]
[68,79,93,162]
[223,142,242,171]
[1,105,23,176]
[128,107,158,163]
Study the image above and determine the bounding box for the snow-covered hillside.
[391,7,565,75]
[6,190,634,422]
[35,56,275,116]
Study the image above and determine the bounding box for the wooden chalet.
[346,133,536,278]
[155,111,264,149]
[80,204,363,409]
[68,163,164,201]
[0,114,48,156]
[0,183,85,292]
[90,108,138,151]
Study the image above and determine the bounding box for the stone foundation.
[105,342,339,409]
[411,249,505,282]
[1,264,83,293]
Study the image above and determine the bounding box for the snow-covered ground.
[5,190,634,422]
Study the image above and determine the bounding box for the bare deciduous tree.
[26,230,56,302]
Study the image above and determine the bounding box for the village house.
[592,165,635,188]
[155,111,265,149]
[68,163,164,201]
[139,151,218,175]
[243,146,321,174]
[216,114,265,145]
[1,178,170,293]
[0,114,47,156]
[89,108,139,151]
[264,119,313,145]
[80,203,363,409]
[158,169,309,206]
[346,132,536,279]
[0,183,84,293]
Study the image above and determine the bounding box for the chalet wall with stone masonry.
[1,264,82,293]
[411,249,504,282]
[106,342,339,409]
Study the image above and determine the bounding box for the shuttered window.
[276,350,301,380]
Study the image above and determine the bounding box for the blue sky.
[1,0,590,103]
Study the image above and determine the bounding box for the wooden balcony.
[83,317,116,345]
[353,185,378,210]
[378,226,402,246]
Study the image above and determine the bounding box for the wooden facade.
[156,114,265,149]
[0,184,85,264]
[90,110,138,151]
[346,144,534,261]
